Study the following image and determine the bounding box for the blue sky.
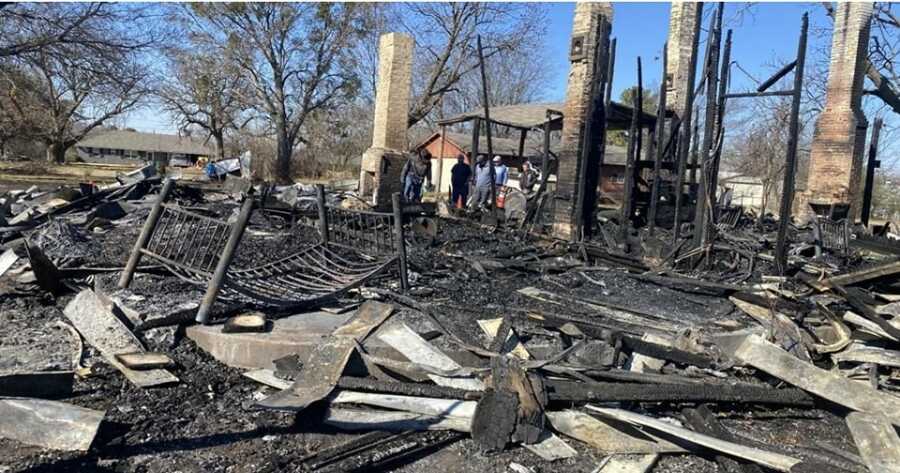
[126,2,830,134]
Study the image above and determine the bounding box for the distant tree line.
[0,2,549,183]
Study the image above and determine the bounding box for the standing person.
[520,161,538,194]
[450,154,471,208]
[472,155,493,209]
[492,156,508,187]
[401,150,432,203]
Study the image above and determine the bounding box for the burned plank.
[822,259,900,287]
[63,289,178,388]
[336,376,481,400]
[845,412,900,473]
[682,405,765,473]
[330,391,476,419]
[587,406,802,472]
[546,410,686,454]
[544,379,813,406]
[717,333,900,427]
[470,388,518,452]
[377,322,485,391]
[324,407,471,433]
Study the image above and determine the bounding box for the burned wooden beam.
[682,406,767,473]
[861,118,883,228]
[648,42,669,235]
[336,377,480,401]
[545,380,813,406]
[621,56,643,226]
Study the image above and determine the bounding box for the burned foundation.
[358,33,414,210]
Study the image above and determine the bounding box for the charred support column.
[691,5,723,248]
[648,43,669,234]
[359,33,414,209]
[552,3,613,241]
[119,178,175,288]
[861,118,883,228]
[316,184,329,244]
[670,3,703,243]
[804,3,873,220]
[392,193,409,291]
[196,197,255,324]
[621,58,642,225]
[476,35,498,218]
[774,14,808,275]
[437,125,447,196]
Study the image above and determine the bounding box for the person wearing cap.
[492,155,508,187]
[520,161,538,194]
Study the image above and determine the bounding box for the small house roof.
[437,101,666,131]
[76,129,213,156]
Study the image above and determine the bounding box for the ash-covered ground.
[0,189,868,473]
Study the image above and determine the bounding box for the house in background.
[415,129,629,203]
[75,129,213,166]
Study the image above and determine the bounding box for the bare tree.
[157,49,249,160]
[185,3,366,183]
[0,3,161,163]
[388,3,547,127]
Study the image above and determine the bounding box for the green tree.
[607,86,658,147]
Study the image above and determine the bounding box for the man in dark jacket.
[401,150,432,203]
[450,154,471,207]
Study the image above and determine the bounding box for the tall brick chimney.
[359,33,414,208]
[552,2,613,240]
[665,2,702,119]
[803,2,873,219]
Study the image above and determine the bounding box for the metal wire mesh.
[142,204,232,277]
[324,205,396,257]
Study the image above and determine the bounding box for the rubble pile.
[2,176,900,473]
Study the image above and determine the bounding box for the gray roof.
[76,129,213,156]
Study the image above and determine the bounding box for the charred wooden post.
[119,178,175,288]
[574,19,612,240]
[688,111,700,185]
[470,117,481,161]
[196,196,255,324]
[692,5,724,249]
[517,129,527,159]
[775,13,809,275]
[605,38,617,112]
[392,192,409,291]
[438,124,447,196]
[648,43,669,234]
[671,5,703,244]
[861,118,883,228]
[477,35,499,219]
[316,184,329,245]
[621,57,643,226]
[709,29,733,211]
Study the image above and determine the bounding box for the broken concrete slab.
[64,289,178,388]
[0,397,104,451]
[256,301,395,411]
[717,333,900,426]
[187,311,355,370]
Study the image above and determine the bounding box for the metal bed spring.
[819,218,849,252]
[142,203,232,275]
[324,205,396,257]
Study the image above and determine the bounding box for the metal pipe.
[861,118,883,228]
[774,13,808,275]
[756,59,797,93]
[648,42,669,235]
[195,196,255,324]
[392,192,409,291]
[118,178,175,288]
[317,184,329,244]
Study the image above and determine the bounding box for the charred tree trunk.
[46,142,66,164]
[275,126,292,184]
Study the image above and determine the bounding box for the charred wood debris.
[4,22,900,473]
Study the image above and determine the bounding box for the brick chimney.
[803,3,873,220]
[359,33,414,208]
[665,2,702,119]
[552,2,613,240]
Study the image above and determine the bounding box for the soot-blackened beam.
[774,13,808,275]
[621,57,642,226]
[691,4,724,249]
[476,35,498,219]
[708,29,733,222]
[757,59,797,93]
[861,117,883,228]
[648,42,668,235]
